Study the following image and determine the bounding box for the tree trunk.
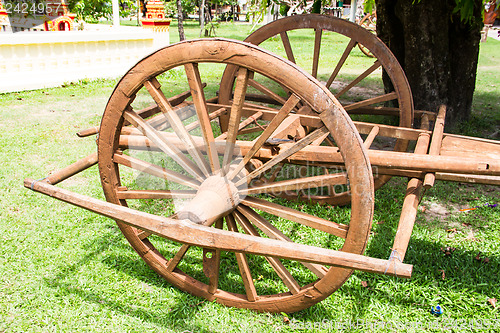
[199,0,205,37]
[375,0,483,128]
[177,0,186,41]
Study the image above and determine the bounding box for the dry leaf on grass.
[441,247,456,256]
[474,252,490,263]
[488,298,497,309]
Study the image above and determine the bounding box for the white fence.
[0,28,168,93]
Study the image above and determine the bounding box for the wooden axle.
[119,134,500,178]
[43,152,98,185]
[25,178,411,278]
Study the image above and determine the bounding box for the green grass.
[0,21,499,332]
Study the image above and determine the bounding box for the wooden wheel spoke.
[216,111,263,140]
[268,163,284,183]
[184,62,220,172]
[343,92,398,111]
[186,107,227,132]
[123,108,205,181]
[222,67,250,169]
[228,94,301,180]
[241,197,348,238]
[363,125,380,149]
[146,102,193,131]
[137,229,152,240]
[280,31,296,63]
[335,60,382,98]
[312,28,322,78]
[166,244,190,272]
[97,37,381,312]
[144,78,211,176]
[311,131,330,146]
[241,172,348,195]
[232,210,300,294]
[113,153,200,189]
[326,38,357,88]
[236,207,327,278]
[226,214,258,301]
[203,218,223,294]
[235,126,329,186]
[116,189,196,200]
[247,78,288,106]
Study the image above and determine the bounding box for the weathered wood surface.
[118,133,500,177]
[94,38,374,313]
[25,179,409,278]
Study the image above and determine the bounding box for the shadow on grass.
[340,237,500,318]
[41,177,499,327]
[42,231,213,331]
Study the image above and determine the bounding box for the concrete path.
[487,25,500,41]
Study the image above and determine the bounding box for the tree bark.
[177,0,186,41]
[199,0,205,37]
[376,0,483,128]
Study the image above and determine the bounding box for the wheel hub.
[177,175,241,225]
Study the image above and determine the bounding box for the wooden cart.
[25,15,500,313]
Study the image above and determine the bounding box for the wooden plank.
[423,105,446,189]
[345,106,436,120]
[119,134,500,177]
[440,135,500,160]
[25,179,412,278]
[116,189,196,200]
[45,152,98,185]
[391,132,430,261]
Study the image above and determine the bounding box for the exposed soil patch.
[323,80,383,100]
[419,200,460,224]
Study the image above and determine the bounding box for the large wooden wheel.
[358,12,377,58]
[98,39,374,313]
[219,14,413,206]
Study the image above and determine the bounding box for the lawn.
[0,20,499,332]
